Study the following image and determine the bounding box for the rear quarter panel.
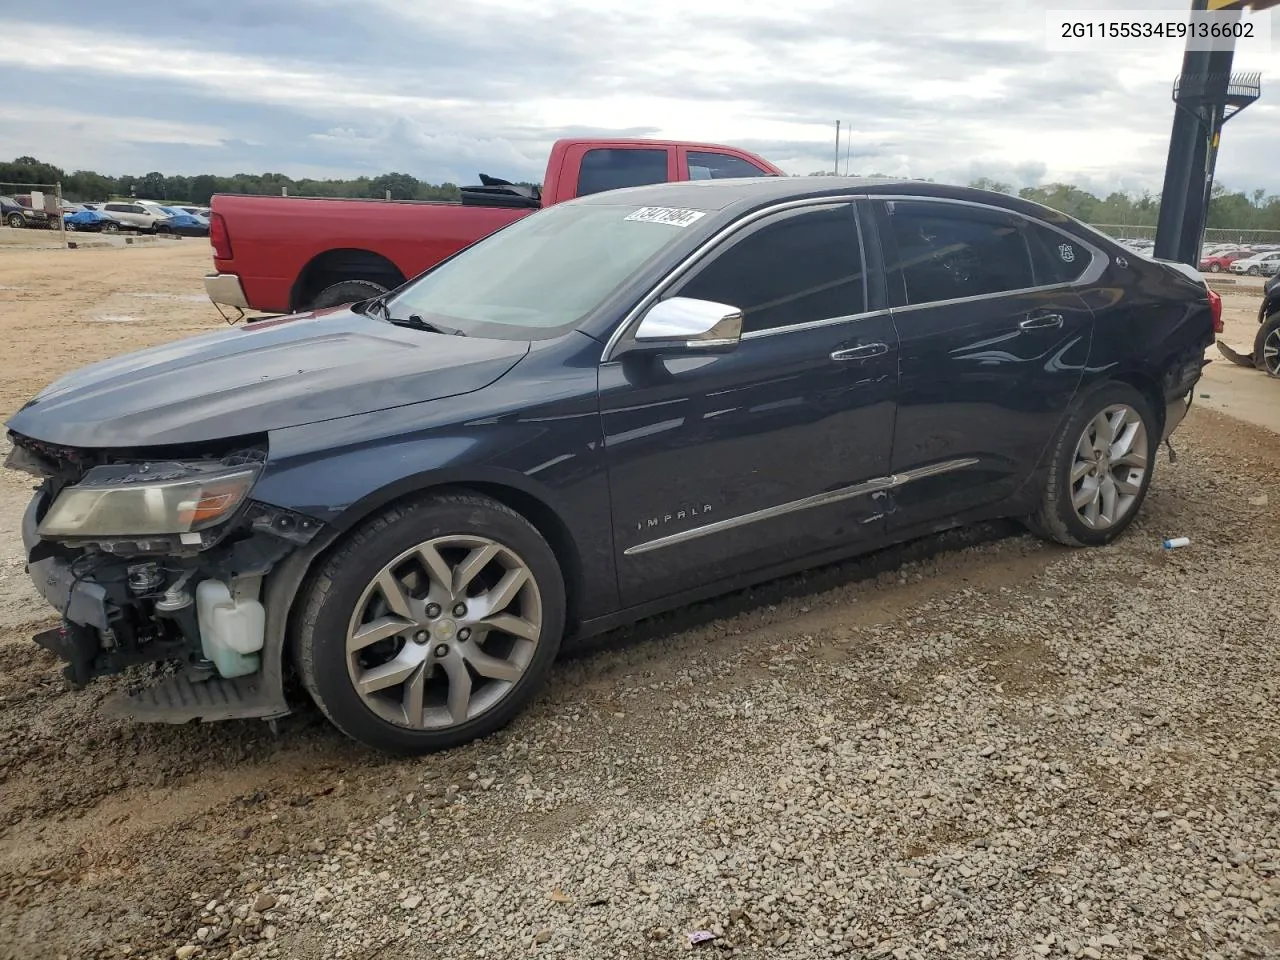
[1075,254,1213,417]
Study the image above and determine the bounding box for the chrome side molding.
[623,457,980,556]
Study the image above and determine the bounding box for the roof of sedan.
[575,175,1004,212]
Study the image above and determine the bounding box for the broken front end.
[7,432,321,722]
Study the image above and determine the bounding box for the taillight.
[1207,287,1223,334]
[209,212,232,260]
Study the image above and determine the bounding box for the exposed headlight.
[38,460,260,538]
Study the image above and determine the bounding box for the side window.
[104,203,125,212]
[1023,221,1091,285]
[883,200,1034,305]
[687,151,772,181]
[130,205,148,214]
[674,205,866,334]
[577,149,669,197]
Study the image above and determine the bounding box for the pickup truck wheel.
[295,492,565,754]
[309,279,389,310]
[1028,382,1157,547]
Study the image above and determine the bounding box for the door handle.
[831,343,889,361]
[1019,312,1064,330]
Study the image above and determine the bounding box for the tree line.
[3,155,1278,231]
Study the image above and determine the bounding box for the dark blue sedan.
[155,206,209,237]
[4,177,1215,753]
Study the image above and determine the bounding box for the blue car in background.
[63,205,130,234]
[154,206,210,237]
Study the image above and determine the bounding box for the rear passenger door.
[869,197,1097,529]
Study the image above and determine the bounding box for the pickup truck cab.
[204,138,783,314]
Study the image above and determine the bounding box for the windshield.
[383,201,705,339]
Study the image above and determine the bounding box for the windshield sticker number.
[624,207,706,228]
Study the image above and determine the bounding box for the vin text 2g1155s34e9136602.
[5,177,1216,754]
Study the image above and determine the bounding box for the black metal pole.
[1154,1,1237,264]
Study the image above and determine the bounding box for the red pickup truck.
[204,138,784,315]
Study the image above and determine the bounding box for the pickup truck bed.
[205,138,783,315]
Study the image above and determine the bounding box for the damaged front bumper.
[19,483,315,724]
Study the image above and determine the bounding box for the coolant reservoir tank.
[196,579,266,679]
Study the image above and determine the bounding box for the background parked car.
[63,206,131,233]
[154,206,209,237]
[1,194,49,228]
[98,201,170,233]
[1230,251,1280,276]
[1200,250,1252,272]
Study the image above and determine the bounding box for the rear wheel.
[309,279,389,311]
[296,492,565,754]
[1248,265,1261,277]
[1209,263,1222,273]
[1029,382,1157,547]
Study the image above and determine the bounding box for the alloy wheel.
[1071,403,1149,530]
[345,535,543,730]
[1263,328,1280,377]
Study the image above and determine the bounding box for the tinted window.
[688,151,771,180]
[883,200,1034,305]
[1024,221,1090,285]
[105,203,128,213]
[675,205,865,334]
[577,149,669,197]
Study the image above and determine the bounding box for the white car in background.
[98,201,171,233]
[1230,251,1280,277]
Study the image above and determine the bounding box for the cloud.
[0,0,1274,195]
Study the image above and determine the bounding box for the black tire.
[295,492,566,754]
[308,278,390,311]
[1248,266,1260,277]
[101,221,120,234]
[1252,313,1280,376]
[1028,382,1158,547]
[1209,263,1222,273]
[5,213,24,229]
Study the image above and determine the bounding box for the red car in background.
[1199,250,1253,273]
[204,138,785,315]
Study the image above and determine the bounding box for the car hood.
[6,306,530,448]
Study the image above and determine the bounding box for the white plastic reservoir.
[196,578,266,678]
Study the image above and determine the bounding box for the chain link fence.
[1091,223,1280,245]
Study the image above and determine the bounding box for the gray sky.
[0,0,1275,193]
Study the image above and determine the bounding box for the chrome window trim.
[601,194,868,362]
[600,191,1109,361]
[867,194,1109,311]
[623,457,979,556]
[739,308,892,340]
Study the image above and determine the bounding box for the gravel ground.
[0,244,1277,960]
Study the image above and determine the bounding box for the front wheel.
[101,221,120,234]
[1028,382,1157,547]
[1253,313,1280,377]
[1209,263,1222,273]
[5,213,24,229]
[295,492,565,754]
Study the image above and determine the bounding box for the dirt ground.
[0,244,1277,960]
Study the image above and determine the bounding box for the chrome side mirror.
[627,296,743,355]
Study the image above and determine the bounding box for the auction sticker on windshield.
[624,207,707,227]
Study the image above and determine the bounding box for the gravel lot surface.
[0,244,1277,960]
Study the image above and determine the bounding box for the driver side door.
[598,201,900,608]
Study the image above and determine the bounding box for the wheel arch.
[290,247,407,312]
[264,473,587,695]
